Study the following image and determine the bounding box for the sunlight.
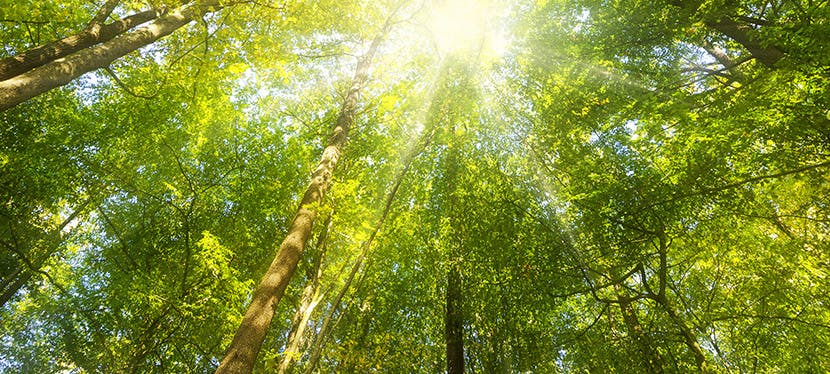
[427,0,507,57]
[428,0,485,52]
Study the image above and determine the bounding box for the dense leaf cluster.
[1,0,828,372]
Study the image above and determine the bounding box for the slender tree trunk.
[302,259,354,374]
[435,57,473,372]
[215,21,390,374]
[302,236,371,373]
[343,308,373,372]
[278,291,323,373]
[443,142,465,374]
[445,265,464,374]
[303,256,361,374]
[615,287,663,373]
[0,7,165,81]
[276,214,332,374]
[303,127,430,374]
[497,286,512,373]
[0,1,223,111]
[645,233,707,372]
[654,294,708,373]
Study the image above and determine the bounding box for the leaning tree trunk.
[302,259,357,374]
[0,0,224,111]
[0,4,166,81]
[667,0,785,67]
[214,20,391,374]
[302,238,368,374]
[655,294,709,373]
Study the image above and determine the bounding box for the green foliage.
[2,0,829,372]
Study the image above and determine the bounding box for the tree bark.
[0,1,222,111]
[215,22,389,374]
[0,269,33,307]
[303,125,430,374]
[88,0,121,28]
[276,214,332,374]
[653,293,708,373]
[705,18,784,67]
[0,6,164,81]
[445,265,465,374]
[615,287,663,373]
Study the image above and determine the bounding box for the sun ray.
[426,0,509,59]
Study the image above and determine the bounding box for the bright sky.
[426,0,509,58]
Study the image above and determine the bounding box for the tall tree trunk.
[0,1,223,111]
[215,20,391,373]
[276,214,332,374]
[443,143,465,374]
[0,7,165,81]
[303,127,431,374]
[437,58,471,372]
[445,265,465,374]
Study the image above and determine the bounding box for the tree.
[0,0,164,81]
[215,11,395,372]
[2,0,829,372]
[0,0,232,111]
[275,212,330,374]
[428,56,480,374]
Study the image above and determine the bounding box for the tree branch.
[642,160,830,212]
[88,0,121,29]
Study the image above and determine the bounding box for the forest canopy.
[1,0,828,372]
